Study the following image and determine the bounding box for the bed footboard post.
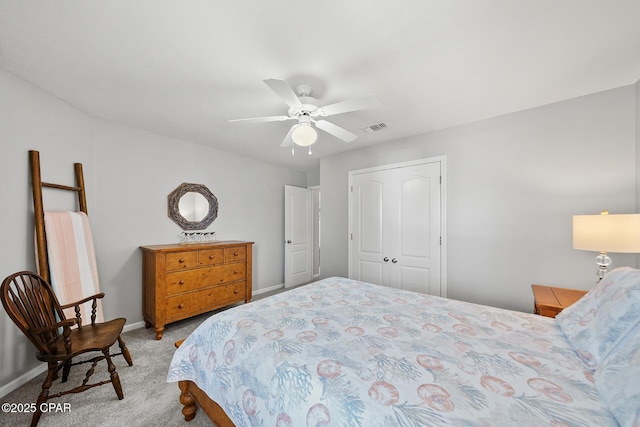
[178,380,197,421]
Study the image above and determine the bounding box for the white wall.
[636,79,640,212]
[320,85,638,313]
[634,80,640,265]
[0,69,306,390]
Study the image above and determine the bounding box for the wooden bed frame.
[175,340,235,426]
[178,380,234,426]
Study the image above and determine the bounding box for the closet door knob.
[391,258,398,263]
[383,257,389,262]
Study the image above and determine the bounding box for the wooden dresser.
[140,241,254,339]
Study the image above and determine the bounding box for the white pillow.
[555,266,640,369]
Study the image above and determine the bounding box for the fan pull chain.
[308,146,312,155]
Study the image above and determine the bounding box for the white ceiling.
[1,1,639,173]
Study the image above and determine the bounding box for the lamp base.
[595,252,612,281]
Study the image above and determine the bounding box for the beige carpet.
[2,308,241,427]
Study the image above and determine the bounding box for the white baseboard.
[0,364,47,399]
[252,283,284,295]
[123,320,146,333]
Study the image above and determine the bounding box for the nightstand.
[531,284,588,318]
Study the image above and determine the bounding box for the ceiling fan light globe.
[292,123,317,146]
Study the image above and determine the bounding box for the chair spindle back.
[1,271,67,356]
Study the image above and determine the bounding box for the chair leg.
[32,362,56,427]
[103,349,124,400]
[118,335,133,366]
[61,359,72,382]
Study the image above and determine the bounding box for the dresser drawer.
[165,262,247,295]
[165,251,198,271]
[199,248,224,266]
[165,281,247,321]
[216,281,247,306]
[224,246,246,263]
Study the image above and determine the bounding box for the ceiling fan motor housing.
[288,95,319,118]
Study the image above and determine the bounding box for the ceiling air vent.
[363,123,387,133]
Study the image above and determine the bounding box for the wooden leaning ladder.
[29,149,88,282]
[28,149,133,368]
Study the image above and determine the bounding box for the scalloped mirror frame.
[168,182,218,230]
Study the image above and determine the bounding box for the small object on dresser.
[531,284,588,318]
[180,231,216,244]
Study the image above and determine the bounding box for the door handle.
[383,257,389,262]
[286,240,292,244]
[391,258,398,263]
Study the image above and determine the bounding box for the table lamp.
[573,210,640,280]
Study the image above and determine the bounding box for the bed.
[167,268,640,427]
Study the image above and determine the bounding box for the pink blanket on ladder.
[43,211,104,323]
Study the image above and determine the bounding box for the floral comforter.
[167,277,616,427]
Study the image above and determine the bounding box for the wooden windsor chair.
[1,271,128,427]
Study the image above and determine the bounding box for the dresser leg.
[155,326,165,340]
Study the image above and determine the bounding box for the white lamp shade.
[291,123,317,146]
[573,213,640,253]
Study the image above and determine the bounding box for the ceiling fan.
[229,78,380,150]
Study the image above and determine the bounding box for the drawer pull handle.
[234,270,238,274]
[179,258,185,263]
[234,252,238,256]
[209,255,214,259]
[234,289,239,294]
[179,280,185,285]
[178,304,184,309]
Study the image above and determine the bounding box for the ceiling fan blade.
[229,115,293,125]
[280,124,296,147]
[318,94,380,116]
[263,78,302,109]
[315,120,357,143]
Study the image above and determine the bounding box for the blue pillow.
[594,323,640,427]
[556,267,640,369]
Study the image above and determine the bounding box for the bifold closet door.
[350,161,442,296]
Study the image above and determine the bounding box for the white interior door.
[386,164,441,294]
[349,159,444,296]
[351,171,385,285]
[284,185,312,288]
